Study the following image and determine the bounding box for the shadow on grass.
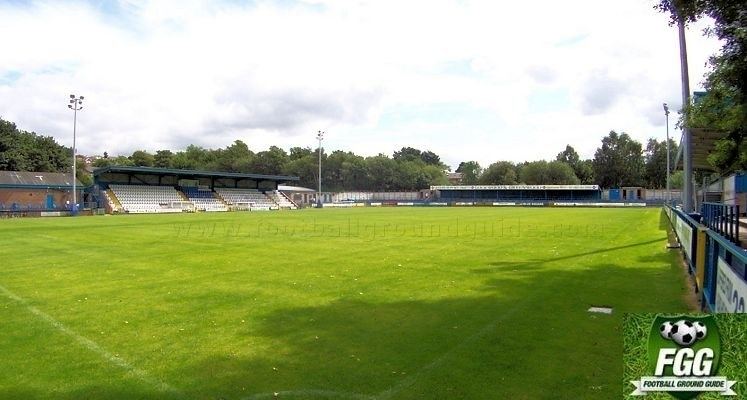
[659,208,674,231]
[472,238,667,275]
[4,266,688,399]
[162,265,686,400]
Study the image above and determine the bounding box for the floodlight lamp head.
[79,96,84,100]
[663,103,669,114]
[70,94,75,99]
[68,105,72,109]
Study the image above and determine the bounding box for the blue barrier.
[668,207,698,273]
[701,202,740,244]
[667,205,747,313]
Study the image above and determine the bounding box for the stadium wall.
[0,188,77,212]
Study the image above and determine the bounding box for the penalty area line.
[0,284,180,395]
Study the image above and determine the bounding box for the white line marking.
[243,389,375,400]
[376,304,526,400]
[0,284,180,395]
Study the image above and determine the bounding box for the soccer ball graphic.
[660,321,674,339]
[693,320,708,340]
[670,320,697,346]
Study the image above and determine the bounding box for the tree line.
[1,116,679,190]
[91,142,450,191]
[457,131,680,189]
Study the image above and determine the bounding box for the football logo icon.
[659,319,707,347]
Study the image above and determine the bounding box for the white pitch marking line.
[376,303,526,400]
[0,284,180,395]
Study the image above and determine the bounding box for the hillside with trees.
[1,117,678,190]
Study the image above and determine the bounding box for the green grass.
[0,207,691,399]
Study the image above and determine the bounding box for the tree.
[129,150,154,167]
[656,0,747,173]
[171,145,212,170]
[0,118,70,172]
[575,159,595,184]
[556,145,594,184]
[556,145,580,166]
[75,155,92,186]
[422,164,449,186]
[322,150,347,191]
[419,150,445,168]
[392,147,422,162]
[547,161,580,184]
[456,161,482,185]
[395,160,423,190]
[92,157,113,168]
[365,154,398,190]
[213,140,254,172]
[284,154,318,189]
[289,147,313,160]
[340,153,369,190]
[670,170,685,189]
[519,160,579,185]
[520,161,549,185]
[592,131,645,188]
[392,147,445,168]
[250,146,288,175]
[154,150,174,168]
[643,138,675,189]
[479,161,518,185]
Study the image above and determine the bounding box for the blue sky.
[0,0,722,170]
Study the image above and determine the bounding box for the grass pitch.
[0,207,691,399]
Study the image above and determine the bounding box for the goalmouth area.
[0,207,692,399]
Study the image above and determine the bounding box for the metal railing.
[701,202,740,244]
[666,205,747,313]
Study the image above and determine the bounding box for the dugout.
[0,171,83,215]
[430,185,601,203]
[93,166,299,206]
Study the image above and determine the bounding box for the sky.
[0,0,723,170]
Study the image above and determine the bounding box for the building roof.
[0,171,82,188]
[93,165,299,181]
[278,185,316,192]
[674,128,726,172]
[431,184,600,191]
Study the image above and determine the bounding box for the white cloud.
[0,0,722,170]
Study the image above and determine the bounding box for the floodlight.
[80,96,84,100]
[70,94,75,98]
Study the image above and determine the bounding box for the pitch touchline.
[0,284,180,395]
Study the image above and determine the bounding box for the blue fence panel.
[701,202,740,244]
[736,173,747,193]
[668,205,747,313]
[704,230,747,313]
